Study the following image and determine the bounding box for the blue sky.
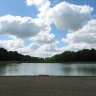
[0,0,96,57]
[0,0,38,17]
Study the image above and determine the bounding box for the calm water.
[0,62,96,76]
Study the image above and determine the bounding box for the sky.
[0,0,96,57]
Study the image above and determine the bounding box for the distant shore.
[1,48,96,63]
[0,76,96,96]
[0,61,96,64]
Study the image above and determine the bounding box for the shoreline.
[0,76,96,96]
[0,61,96,63]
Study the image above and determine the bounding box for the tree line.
[45,49,96,62]
[0,48,44,62]
[0,47,96,62]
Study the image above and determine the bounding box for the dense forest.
[0,47,96,62]
[45,49,96,62]
[0,48,44,62]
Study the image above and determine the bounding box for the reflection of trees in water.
[77,67,96,76]
[62,64,96,76]
[0,63,8,75]
[8,64,20,75]
[62,64,73,74]
[0,62,21,76]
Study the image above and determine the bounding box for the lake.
[0,62,96,76]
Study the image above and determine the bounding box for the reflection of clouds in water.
[5,64,20,75]
[0,62,96,76]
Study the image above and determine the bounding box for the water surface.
[0,62,96,76]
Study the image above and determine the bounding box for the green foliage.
[0,47,96,62]
[46,49,96,62]
[0,47,44,62]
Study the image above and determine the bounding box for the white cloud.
[46,1,93,31]
[18,41,59,57]
[34,41,59,57]
[31,32,55,44]
[30,0,93,32]
[0,0,95,57]
[62,19,96,51]
[0,39,24,51]
[0,38,59,57]
[0,37,58,58]
[0,14,58,57]
[26,0,44,6]
[0,15,48,39]
[26,0,49,7]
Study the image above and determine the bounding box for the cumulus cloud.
[33,0,95,54]
[0,15,56,57]
[29,0,93,31]
[0,15,48,39]
[26,0,46,6]
[34,41,59,57]
[69,20,96,44]
[62,19,96,50]
[0,14,58,57]
[0,39,58,57]
[31,32,55,44]
[18,41,59,57]
[0,39,24,51]
[46,1,93,31]
[0,0,95,57]
[26,0,50,8]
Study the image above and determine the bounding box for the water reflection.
[62,64,96,76]
[77,65,96,76]
[0,62,96,76]
[0,62,21,76]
